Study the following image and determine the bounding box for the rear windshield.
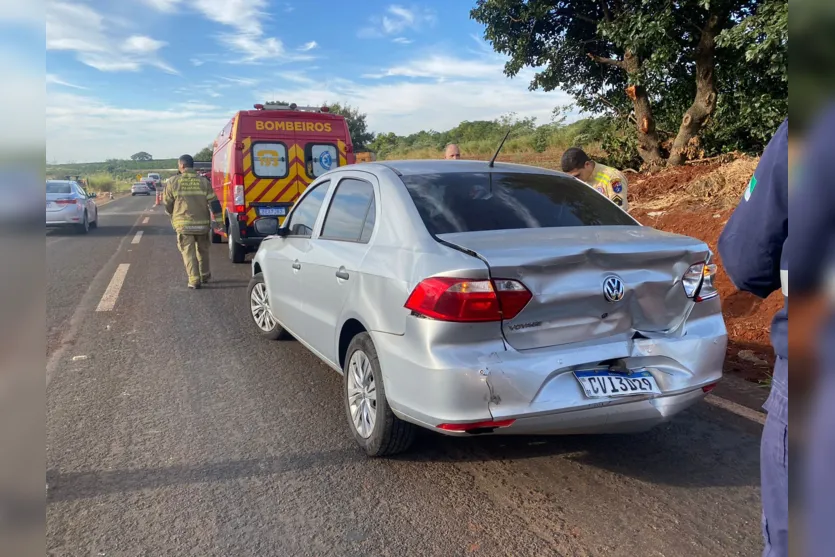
[400,172,637,235]
[46,182,72,194]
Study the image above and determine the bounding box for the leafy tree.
[471,0,788,167]
[194,144,213,162]
[327,103,374,150]
[130,151,153,161]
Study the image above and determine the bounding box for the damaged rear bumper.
[371,309,727,437]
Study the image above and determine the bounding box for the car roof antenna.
[488,129,512,168]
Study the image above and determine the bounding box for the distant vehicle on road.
[46,179,99,234]
[212,102,356,263]
[147,172,161,185]
[246,160,727,457]
[131,182,152,196]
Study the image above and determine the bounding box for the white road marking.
[705,394,766,425]
[96,264,130,312]
[131,231,143,244]
[142,216,150,224]
[46,210,147,388]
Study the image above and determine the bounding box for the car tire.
[343,333,415,457]
[229,229,246,264]
[247,272,291,340]
[76,211,89,234]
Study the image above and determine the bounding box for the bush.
[88,173,115,193]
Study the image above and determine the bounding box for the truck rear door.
[244,119,298,224]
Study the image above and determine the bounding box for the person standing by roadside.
[164,154,224,289]
[444,143,461,160]
[561,147,629,211]
[718,118,789,557]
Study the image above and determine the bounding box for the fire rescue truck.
[211,102,356,263]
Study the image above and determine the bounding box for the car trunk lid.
[437,226,710,351]
[46,191,76,212]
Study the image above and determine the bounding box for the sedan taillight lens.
[682,262,719,301]
[404,277,532,322]
[696,264,719,302]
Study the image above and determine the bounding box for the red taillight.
[233,174,245,213]
[702,383,718,394]
[404,277,532,322]
[55,199,76,205]
[437,419,516,432]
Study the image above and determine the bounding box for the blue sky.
[46,0,571,163]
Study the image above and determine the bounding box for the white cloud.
[123,36,167,54]
[220,76,260,87]
[364,55,503,80]
[392,37,413,45]
[186,0,312,63]
[359,4,436,39]
[299,41,318,52]
[46,74,88,90]
[253,61,573,136]
[46,92,231,162]
[191,58,205,66]
[47,1,176,74]
[140,0,182,12]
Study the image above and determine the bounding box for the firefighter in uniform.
[164,154,223,289]
[561,147,629,211]
[718,118,788,557]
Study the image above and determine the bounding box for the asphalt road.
[46,195,766,557]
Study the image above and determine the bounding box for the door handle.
[335,268,350,280]
[292,260,301,270]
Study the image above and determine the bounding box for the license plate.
[574,369,661,398]
[258,207,287,217]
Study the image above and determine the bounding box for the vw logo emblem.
[603,276,625,303]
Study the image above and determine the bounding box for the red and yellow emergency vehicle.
[211,102,356,263]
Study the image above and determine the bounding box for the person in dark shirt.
[787,104,835,557]
[718,118,788,557]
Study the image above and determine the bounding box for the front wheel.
[344,333,415,457]
[247,273,291,340]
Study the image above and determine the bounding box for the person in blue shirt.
[787,104,835,557]
[718,118,788,557]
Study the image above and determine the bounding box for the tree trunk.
[668,15,720,166]
[623,51,664,167]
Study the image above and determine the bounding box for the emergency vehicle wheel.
[343,333,415,457]
[247,273,291,340]
[229,232,246,264]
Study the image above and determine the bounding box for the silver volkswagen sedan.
[248,160,727,456]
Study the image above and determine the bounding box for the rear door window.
[252,142,288,179]
[286,180,331,237]
[400,172,638,235]
[320,178,375,242]
[305,144,338,177]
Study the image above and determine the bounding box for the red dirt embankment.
[626,157,780,384]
